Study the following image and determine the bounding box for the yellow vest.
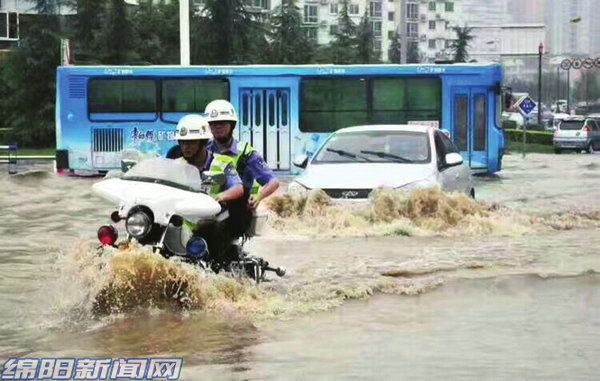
[230,142,261,196]
[177,153,236,195]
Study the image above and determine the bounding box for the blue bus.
[55,64,505,173]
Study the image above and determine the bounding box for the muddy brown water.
[0,153,599,380]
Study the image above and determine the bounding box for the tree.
[98,0,139,64]
[200,0,268,64]
[0,19,60,147]
[356,12,376,64]
[134,0,179,64]
[388,31,402,64]
[317,0,357,64]
[268,0,313,64]
[450,26,474,63]
[70,0,107,63]
[407,41,420,63]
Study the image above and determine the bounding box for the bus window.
[454,95,468,151]
[300,77,368,132]
[372,77,407,123]
[89,79,157,120]
[162,78,229,113]
[474,94,486,151]
[372,77,441,124]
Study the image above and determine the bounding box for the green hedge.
[0,128,13,145]
[504,129,553,145]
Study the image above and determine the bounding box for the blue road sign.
[516,96,537,116]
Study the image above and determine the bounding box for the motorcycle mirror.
[170,215,184,227]
[203,171,226,186]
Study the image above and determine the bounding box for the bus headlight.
[126,211,152,239]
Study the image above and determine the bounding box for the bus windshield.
[123,157,205,192]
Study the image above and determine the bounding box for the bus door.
[238,88,290,170]
[451,87,488,170]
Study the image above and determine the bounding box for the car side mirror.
[202,171,226,186]
[445,152,463,167]
[293,154,308,169]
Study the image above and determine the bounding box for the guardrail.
[0,144,56,174]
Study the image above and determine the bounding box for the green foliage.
[267,0,313,64]
[450,26,473,63]
[200,0,268,64]
[388,32,401,64]
[407,41,421,63]
[504,129,553,145]
[356,12,377,64]
[134,0,179,64]
[319,0,357,64]
[0,18,60,147]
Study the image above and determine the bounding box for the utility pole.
[537,42,543,125]
[400,0,407,64]
[180,0,190,66]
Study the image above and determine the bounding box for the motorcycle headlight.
[288,180,309,197]
[126,211,152,238]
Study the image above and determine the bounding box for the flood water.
[0,153,599,380]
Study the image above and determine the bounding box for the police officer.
[175,114,246,266]
[204,99,280,210]
[176,114,243,203]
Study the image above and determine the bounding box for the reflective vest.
[177,153,235,195]
[231,141,261,196]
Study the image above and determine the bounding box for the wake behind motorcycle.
[92,157,285,283]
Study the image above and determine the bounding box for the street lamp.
[538,41,543,125]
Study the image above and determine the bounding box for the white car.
[288,125,474,200]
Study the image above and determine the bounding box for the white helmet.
[204,99,238,124]
[175,114,212,141]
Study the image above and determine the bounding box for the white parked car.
[288,125,474,200]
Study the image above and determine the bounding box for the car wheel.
[469,188,475,199]
[554,147,561,154]
[587,143,595,154]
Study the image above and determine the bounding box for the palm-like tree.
[450,26,474,63]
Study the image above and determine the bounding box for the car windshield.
[122,157,205,192]
[312,130,431,164]
[560,120,585,131]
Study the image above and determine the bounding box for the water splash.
[264,188,600,238]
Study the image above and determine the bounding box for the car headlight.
[126,211,152,238]
[396,177,439,192]
[288,180,309,196]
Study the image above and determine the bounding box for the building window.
[388,30,395,39]
[330,3,338,14]
[429,20,436,30]
[445,39,452,48]
[444,21,449,29]
[245,0,270,9]
[369,2,382,18]
[407,3,418,19]
[388,11,394,21]
[304,5,318,23]
[428,39,436,49]
[407,22,418,38]
[349,4,359,15]
[330,24,338,34]
[371,21,382,38]
[445,2,454,12]
[306,27,318,41]
[428,1,436,11]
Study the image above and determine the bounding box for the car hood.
[295,163,435,189]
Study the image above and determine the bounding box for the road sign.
[560,58,572,70]
[515,95,537,116]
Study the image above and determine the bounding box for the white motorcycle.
[92,157,285,283]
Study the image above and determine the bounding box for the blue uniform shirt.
[207,139,275,190]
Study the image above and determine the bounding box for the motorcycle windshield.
[122,157,205,192]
